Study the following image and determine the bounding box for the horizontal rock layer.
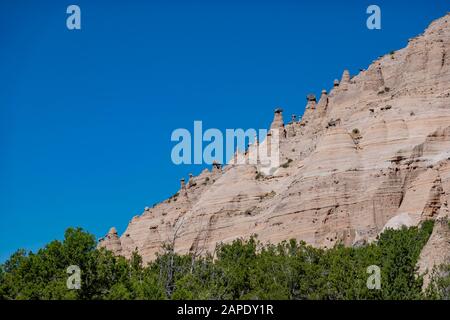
[99,14,450,278]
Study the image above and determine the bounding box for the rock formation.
[99,14,450,283]
[98,227,122,254]
[270,108,284,129]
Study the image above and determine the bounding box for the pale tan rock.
[270,108,284,130]
[99,14,450,276]
[98,227,122,254]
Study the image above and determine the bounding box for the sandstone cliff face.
[99,14,450,278]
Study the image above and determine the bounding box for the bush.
[0,222,440,300]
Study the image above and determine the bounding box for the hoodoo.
[270,108,284,129]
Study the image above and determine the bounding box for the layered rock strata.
[99,14,450,279]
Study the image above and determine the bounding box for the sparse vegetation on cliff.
[280,159,293,169]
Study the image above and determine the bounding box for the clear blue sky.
[0,0,448,262]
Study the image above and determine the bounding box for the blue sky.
[0,0,448,262]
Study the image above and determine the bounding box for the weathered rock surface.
[99,14,450,278]
[98,227,122,254]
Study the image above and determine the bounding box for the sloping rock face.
[417,158,450,286]
[99,227,122,254]
[99,14,450,275]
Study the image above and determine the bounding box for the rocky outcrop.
[98,227,122,254]
[99,14,450,278]
[417,158,450,287]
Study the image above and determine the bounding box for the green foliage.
[1,221,447,300]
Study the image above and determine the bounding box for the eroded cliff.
[99,14,450,281]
